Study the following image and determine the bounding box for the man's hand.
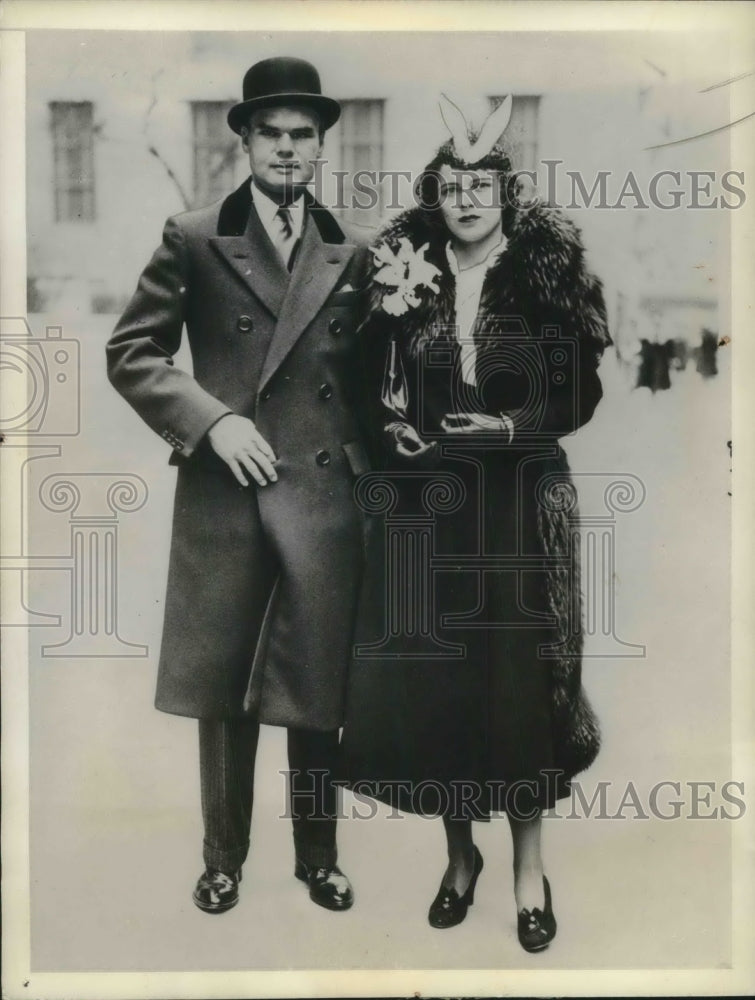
[207,414,278,487]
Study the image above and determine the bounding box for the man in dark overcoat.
[107,57,372,914]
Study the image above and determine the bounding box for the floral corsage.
[371,237,441,316]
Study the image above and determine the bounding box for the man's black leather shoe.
[294,859,354,911]
[192,868,242,913]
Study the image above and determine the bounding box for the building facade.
[26,30,729,357]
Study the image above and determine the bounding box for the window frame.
[489,94,541,174]
[190,100,240,208]
[336,98,385,226]
[50,101,96,224]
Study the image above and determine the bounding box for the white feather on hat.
[438,93,513,163]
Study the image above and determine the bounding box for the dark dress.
[340,205,609,820]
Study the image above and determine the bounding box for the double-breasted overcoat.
[107,180,372,728]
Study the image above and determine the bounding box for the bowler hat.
[227,56,340,134]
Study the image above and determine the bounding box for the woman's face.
[438,165,502,245]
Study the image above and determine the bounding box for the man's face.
[242,106,323,197]
[438,165,502,245]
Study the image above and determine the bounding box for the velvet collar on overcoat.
[217,177,350,245]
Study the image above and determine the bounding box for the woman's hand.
[207,414,278,487]
[385,421,439,466]
[441,412,514,441]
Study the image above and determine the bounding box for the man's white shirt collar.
[250,181,305,242]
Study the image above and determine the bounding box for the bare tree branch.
[142,69,192,210]
[147,145,192,210]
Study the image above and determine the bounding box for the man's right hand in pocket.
[207,414,278,487]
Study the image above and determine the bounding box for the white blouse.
[445,235,508,387]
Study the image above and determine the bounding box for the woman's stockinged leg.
[441,814,476,894]
[507,810,545,911]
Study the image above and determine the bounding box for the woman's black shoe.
[428,845,483,928]
[517,875,557,952]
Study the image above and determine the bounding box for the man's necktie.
[274,205,298,271]
[276,204,293,238]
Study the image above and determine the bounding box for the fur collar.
[363,204,611,355]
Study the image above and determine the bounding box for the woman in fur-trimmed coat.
[341,137,611,949]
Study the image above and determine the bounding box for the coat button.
[315,449,331,466]
[328,318,342,335]
[238,315,253,332]
[260,388,271,402]
[318,383,333,400]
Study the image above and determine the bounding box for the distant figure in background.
[693,328,719,379]
[669,338,688,371]
[637,329,720,393]
[636,338,674,393]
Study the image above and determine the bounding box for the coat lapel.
[258,209,355,389]
[208,181,289,318]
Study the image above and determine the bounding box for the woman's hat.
[227,56,341,134]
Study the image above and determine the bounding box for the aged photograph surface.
[2,3,754,997]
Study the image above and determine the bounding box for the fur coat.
[341,202,611,812]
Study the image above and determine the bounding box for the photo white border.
[2,2,754,997]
